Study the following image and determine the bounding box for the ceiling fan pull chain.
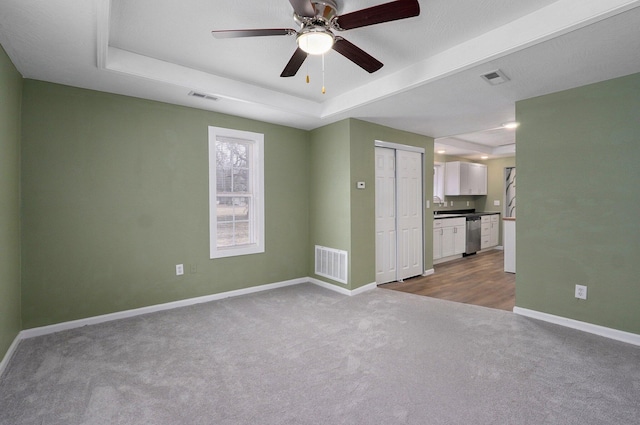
[322,54,326,94]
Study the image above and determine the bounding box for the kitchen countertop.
[433,212,501,219]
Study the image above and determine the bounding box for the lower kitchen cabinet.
[490,214,499,246]
[481,214,500,249]
[434,217,466,260]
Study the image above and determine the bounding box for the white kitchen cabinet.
[434,217,466,261]
[481,214,500,249]
[444,161,487,196]
[453,222,466,253]
[481,216,491,249]
[433,221,443,260]
[490,214,499,247]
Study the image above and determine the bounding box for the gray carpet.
[1,284,639,425]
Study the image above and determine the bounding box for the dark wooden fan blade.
[335,0,420,30]
[281,48,308,77]
[332,38,383,73]
[289,0,316,17]
[212,28,296,39]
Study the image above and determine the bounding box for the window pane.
[233,221,250,245]
[216,142,231,167]
[216,167,232,193]
[217,223,235,247]
[216,197,234,221]
[234,197,250,221]
[233,168,249,193]
[232,144,248,168]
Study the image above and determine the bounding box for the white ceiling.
[1,0,640,159]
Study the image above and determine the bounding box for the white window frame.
[208,126,264,259]
[433,162,445,204]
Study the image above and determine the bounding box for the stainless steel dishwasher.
[465,215,481,255]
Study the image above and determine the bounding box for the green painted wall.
[308,120,352,287]
[516,72,640,334]
[20,80,310,329]
[0,45,22,359]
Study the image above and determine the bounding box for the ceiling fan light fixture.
[297,27,334,55]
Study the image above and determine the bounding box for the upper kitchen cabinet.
[444,161,487,196]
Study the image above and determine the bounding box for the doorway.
[375,144,424,284]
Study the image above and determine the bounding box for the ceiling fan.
[212,0,420,78]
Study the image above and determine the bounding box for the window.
[433,162,445,204]
[209,126,264,259]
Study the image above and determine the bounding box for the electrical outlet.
[450,201,454,207]
[176,264,184,276]
[466,201,469,206]
[575,284,587,300]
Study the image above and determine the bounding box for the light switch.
[493,200,501,206]
[356,181,365,189]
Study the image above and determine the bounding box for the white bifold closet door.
[375,147,423,284]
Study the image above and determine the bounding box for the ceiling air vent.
[188,91,218,101]
[481,69,510,86]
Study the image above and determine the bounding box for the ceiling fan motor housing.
[293,0,338,27]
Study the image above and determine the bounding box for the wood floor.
[380,250,515,311]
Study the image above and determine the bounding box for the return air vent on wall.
[481,69,510,85]
[315,245,348,284]
[188,91,218,101]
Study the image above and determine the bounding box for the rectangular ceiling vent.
[188,91,218,101]
[481,69,510,86]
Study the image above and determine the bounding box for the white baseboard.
[308,278,377,296]
[513,307,640,347]
[0,334,21,379]
[350,282,378,296]
[13,276,378,345]
[20,277,307,340]
[423,268,435,276]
